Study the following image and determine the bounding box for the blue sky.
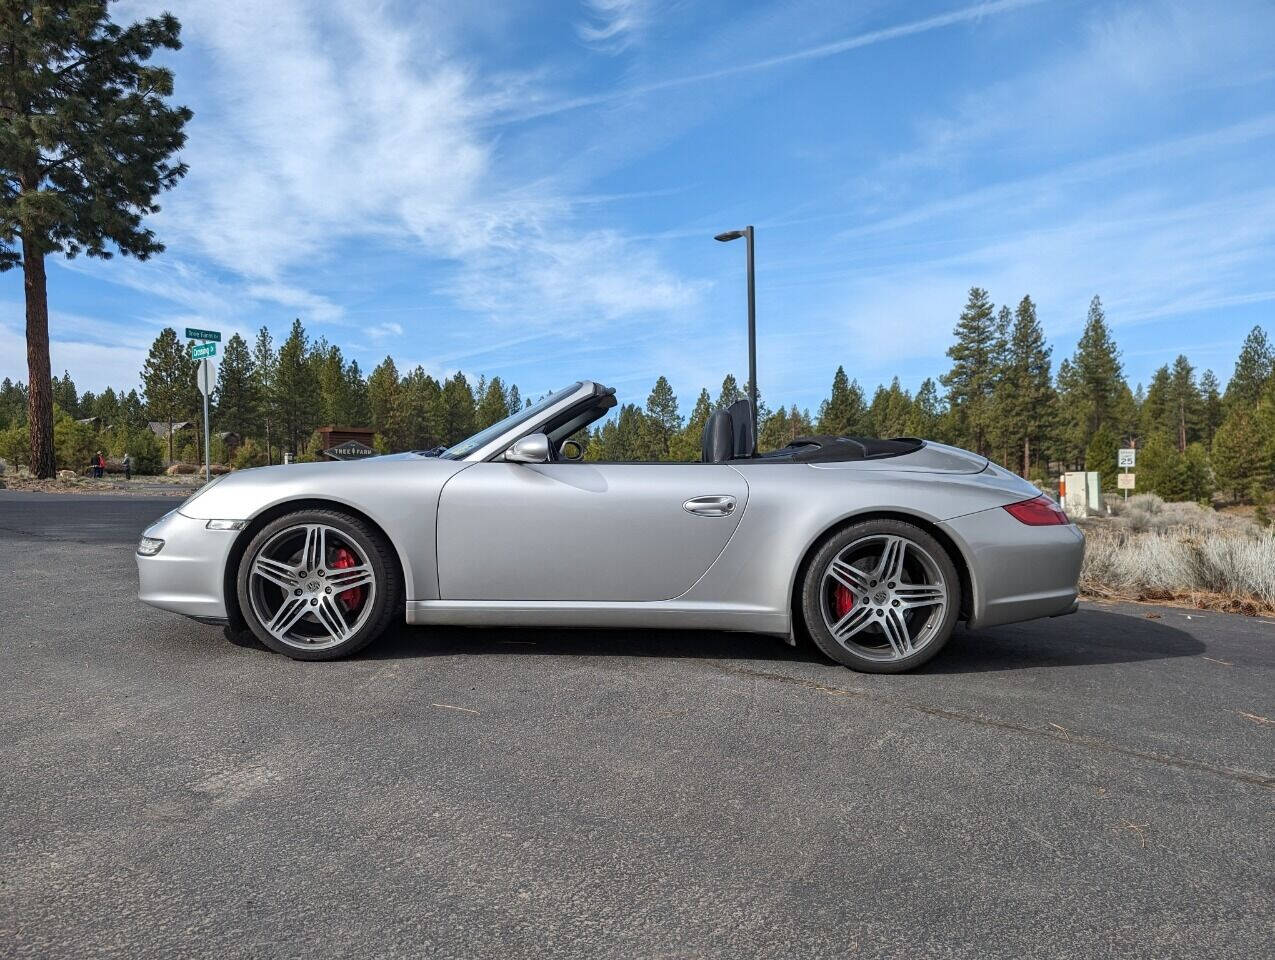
[3,0,1274,414]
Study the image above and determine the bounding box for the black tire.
[800,518,961,674]
[236,508,401,661]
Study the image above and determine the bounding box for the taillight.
[1003,495,1070,526]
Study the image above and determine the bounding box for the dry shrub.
[1081,513,1275,614]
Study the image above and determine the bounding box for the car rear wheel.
[236,509,401,661]
[800,519,961,673]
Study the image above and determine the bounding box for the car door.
[435,462,748,601]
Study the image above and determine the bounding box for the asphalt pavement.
[1,491,1271,959]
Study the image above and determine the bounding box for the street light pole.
[714,225,758,454]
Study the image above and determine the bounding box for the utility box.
[1061,471,1104,517]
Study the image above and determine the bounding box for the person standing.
[123,452,132,481]
[92,451,105,479]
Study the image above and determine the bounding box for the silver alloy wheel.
[819,534,949,662]
[246,523,377,651]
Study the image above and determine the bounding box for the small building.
[317,426,377,461]
[214,431,242,452]
[77,416,103,430]
[148,420,195,439]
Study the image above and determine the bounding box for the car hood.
[176,454,467,521]
[811,441,989,474]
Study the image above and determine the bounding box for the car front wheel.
[800,519,961,673]
[236,509,401,660]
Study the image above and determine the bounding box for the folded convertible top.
[752,435,925,463]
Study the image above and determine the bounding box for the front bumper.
[940,506,1085,630]
[136,510,239,620]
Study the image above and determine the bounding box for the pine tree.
[644,376,681,458]
[252,327,277,463]
[274,319,319,455]
[669,388,712,461]
[93,386,119,427]
[1,6,190,477]
[1211,408,1265,502]
[816,366,867,436]
[50,370,78,417]
[140,327,197,463]
[344,360,370,427]
[1166,354,1202,452]
[758,406,790,453]
[1136,433,1179,499]
[716,374,745,410]
[908,378,943,440]
[401,366,442,449]
[1224,325,1273,414]
[1084,426,1119,492]
[312,342,351,426]
[505,383,521,415]
[213,333,258,438]
[0,378,28,428]
[367,357,405,451]
[476,376,510,429]
[941,287,998,455]
[1140,365,1172,442]
[1199,370,1223,447]
[119,389,146,433]
[593,403,648,461]
[995,295,1054,476]
[868,378,914,439]
[439,372,476,445]
[1057,296,1126,462]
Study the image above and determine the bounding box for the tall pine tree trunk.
[1022,435,1031,479]
[22,236,56,479]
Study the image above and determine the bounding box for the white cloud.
[576,0,651,53]
[103,0,700,354]
[906,0,1275,167]
[499,0,1048,123]
[0,305,155,392]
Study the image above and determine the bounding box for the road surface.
[1,491,1271,959]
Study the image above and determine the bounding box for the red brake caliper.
[331,546,364,612]
[833,584,855,618]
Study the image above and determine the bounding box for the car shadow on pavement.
[921,608,1205,673]
[364,623,826,664]
[349,606,1204,671]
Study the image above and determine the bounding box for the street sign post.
[1117,448,1136,499]
[188,332,221,482]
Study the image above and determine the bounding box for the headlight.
[137,536,165,556]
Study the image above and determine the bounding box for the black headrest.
[701,410,734,463]
[701,399,756,462]
[725,398,755,459]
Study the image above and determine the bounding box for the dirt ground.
[0,474,203,497]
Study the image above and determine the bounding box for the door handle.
[683,495,737,517]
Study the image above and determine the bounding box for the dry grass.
[1080,494,1275,615]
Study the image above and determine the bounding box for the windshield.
[438,383,582,460]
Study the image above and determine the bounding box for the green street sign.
[185,327,221,342]
[191,342,217,359]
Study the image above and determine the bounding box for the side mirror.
[504,432,551,464]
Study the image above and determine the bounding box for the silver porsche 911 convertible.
[137,380,1083,672]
